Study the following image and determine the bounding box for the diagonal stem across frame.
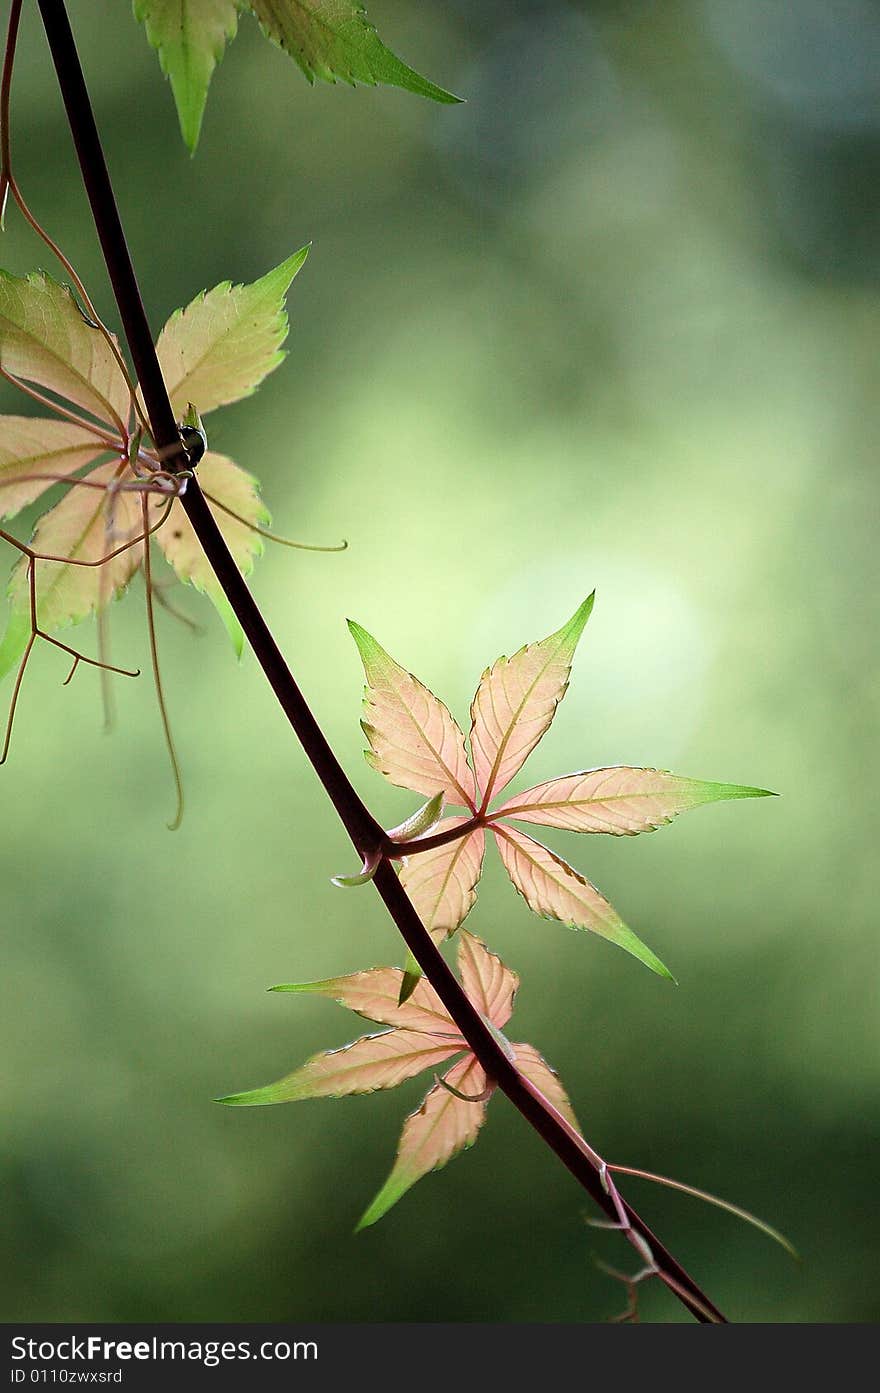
[33,0,725,1323]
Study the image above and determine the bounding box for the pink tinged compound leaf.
[511,1042,580,1134]
[348,620,477,808]
[218,1028,463,1106]
[456,931,518,1029]
[398,820,485,939]
[0,270,130,430]
[356,1055,489,1229]
[0,417,108,520]
[469,595,594,809]
[494,766,775,835]
[492,824,674,981]
[154,248,309,419]
[153,451,268,655]
[268,968,460,1037]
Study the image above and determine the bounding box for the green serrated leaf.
[0,606,31,682]
[398,948,421,1005]
[250,1,461,104]
[212,585,246,659]
[0,269,130,429]
[134,0,240,151]
[155,247,309,419]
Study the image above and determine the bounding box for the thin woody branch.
[32,0,725,1323]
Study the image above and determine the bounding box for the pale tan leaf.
[469,596,593,808]
[494,766,774,834]
[349,621,476,808]
[155,249,308,418]
[269,967,459,1037]
[0,416,107,520]
[5,460,144,634]
[492,824,673,980]
[511,1042,580,1133]
[398,820,485,938]
[457,931,518,1029]
[0,270,130,429]
[220,1029,462,1105]
[357,1055,489,1228]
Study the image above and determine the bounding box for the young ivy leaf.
[154,247,309,419]
[0,270,130,431]
[134,1,240,153]
[0,417,107,519]
[0,252,309,662]
[351,599,776,980]
[493,767,774,834]
[219,932,576,1228]
[0,461,145,679]
[348,619,476,809]
[493,824,672,980]
[249,2,461,105]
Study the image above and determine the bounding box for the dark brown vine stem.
[34,0,724,1323]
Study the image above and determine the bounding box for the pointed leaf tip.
[349,620,476,808]
[469,596,596,804]
[258,245,310,298]
[574,590,596,626]
[215,1090,265,1106]
[155,252,309,417]
[249,0,461,105]
[717,782,778,799]
[493,825,675,980]
[398,968,421,1007]
[135,0,240,152]
[355,1055,489,1227]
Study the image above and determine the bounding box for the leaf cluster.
[220,598,773,1223]
[0,251,308,676]
[135,0,461,151]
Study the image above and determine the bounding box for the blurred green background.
[1,0,877,1324]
